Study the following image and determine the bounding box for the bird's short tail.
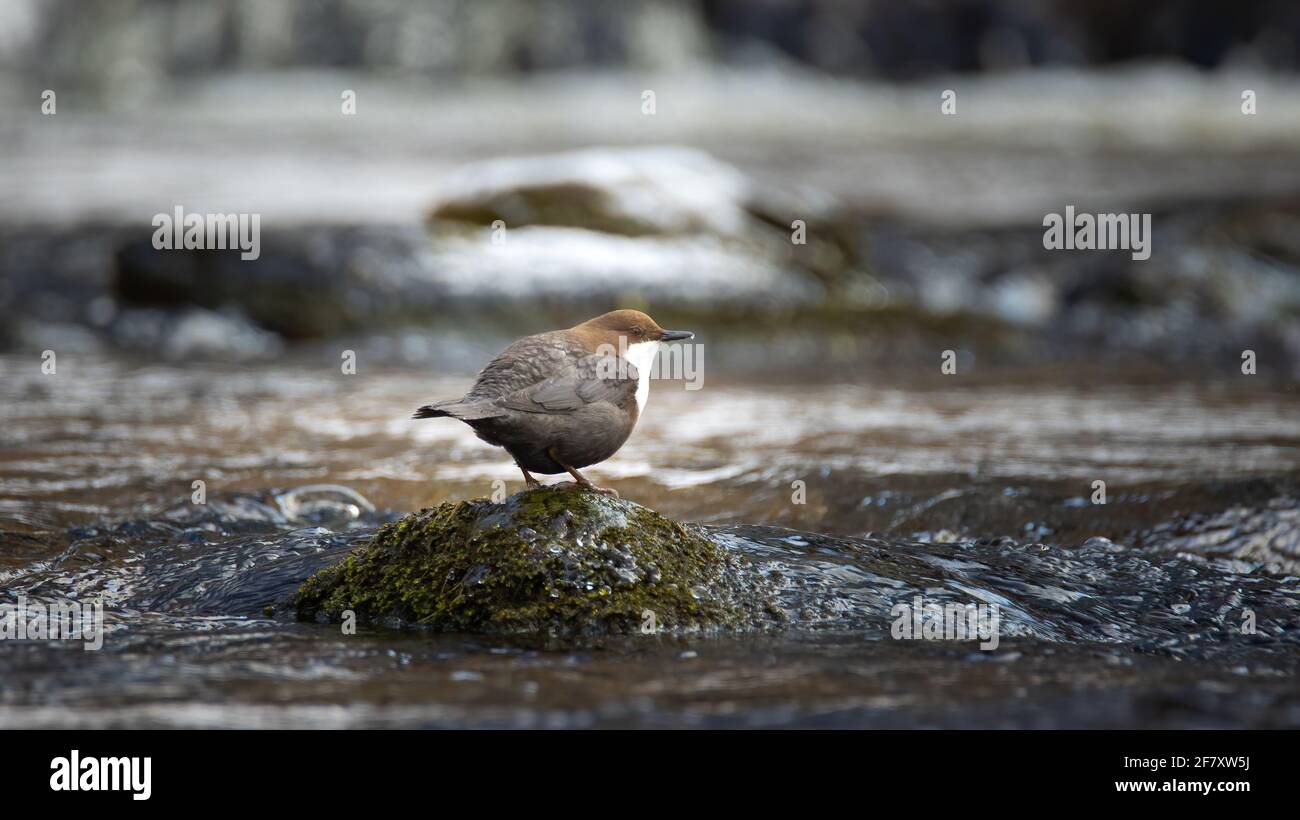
[413,403,452,419]
[413,399,503,421]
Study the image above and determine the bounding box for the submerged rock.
[292,488,782,635]
[423,146,842,308]
[428,146,759,238]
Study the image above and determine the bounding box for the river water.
[3,62,1300,727]
[2,352,1298,727]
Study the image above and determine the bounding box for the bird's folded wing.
[495,353,638,413]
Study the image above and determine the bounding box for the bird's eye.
[631,327,643,337]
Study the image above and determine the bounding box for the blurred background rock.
[1,0,1299,375]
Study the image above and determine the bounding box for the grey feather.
[498,352,637,414]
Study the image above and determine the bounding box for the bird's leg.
[517,464,543,490]
[547,447,618,498]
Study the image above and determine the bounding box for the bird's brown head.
[572,309,694,351]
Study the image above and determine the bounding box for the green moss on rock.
[292,488,781,635]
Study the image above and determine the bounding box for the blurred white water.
[3,66,1300,230]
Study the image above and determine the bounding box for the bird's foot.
[553,479,618,498]
[518,466,543,491]
[545,448,618,497]
[576,479,619,498]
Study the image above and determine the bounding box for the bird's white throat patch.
[624,341,660,411]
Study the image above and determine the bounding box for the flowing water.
[2,352,1298,727]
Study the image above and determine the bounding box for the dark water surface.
[1,353,1298,727]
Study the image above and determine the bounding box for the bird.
[414,309,694,497]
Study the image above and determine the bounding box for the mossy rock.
[292,488,781,636]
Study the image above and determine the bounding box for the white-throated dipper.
[414,310,694,497]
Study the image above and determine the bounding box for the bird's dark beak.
[660,330,694,342]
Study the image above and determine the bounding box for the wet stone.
[292,488,784,636]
